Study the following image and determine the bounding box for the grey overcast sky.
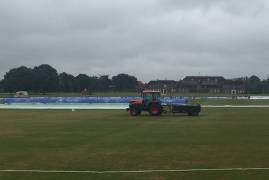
[0,0,269,82]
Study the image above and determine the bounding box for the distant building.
[145,76,246,94]
[178,76,225,93]
[222,79,245,94]
[146,80,178,95]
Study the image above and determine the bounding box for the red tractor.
[127,90,201,116]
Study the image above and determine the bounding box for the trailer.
[126,90,201,116]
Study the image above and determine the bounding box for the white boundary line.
[1,167,269,174]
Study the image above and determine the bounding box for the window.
[143,93,160,101]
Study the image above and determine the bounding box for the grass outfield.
[0,109,269,179]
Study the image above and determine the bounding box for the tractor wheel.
[129,107,141,116]
[149,104,162,116]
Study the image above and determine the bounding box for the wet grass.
[0,108,269,179]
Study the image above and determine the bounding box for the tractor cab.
[142,90,161,103]
[127,90,163,116]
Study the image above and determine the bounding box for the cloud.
[0,0,269,81]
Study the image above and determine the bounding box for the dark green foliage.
[0,79,3,91]
[97,75,112,91]
[58,72,75,92]
[112,73,137,91]
[32,64,59,92]
[0,65,138,92]
[88,76,99,91]
[241,75,269,94]
[75,74,91,91]
[261,77,269,93]
[2,66,34,92]
[245,75,263,94]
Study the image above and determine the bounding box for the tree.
[245,75,262,94]
[2,66,34,92]
[112,73,137,91]
[58,72,75,92]
[0,80,3,92]
[262,77,269,93]
[97,75,111,91]
[75,74,90,91]
[88,76,100,91]
[32,64,59,92]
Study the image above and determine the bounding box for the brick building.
[145,76,245,94]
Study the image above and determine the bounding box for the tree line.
[0,64,138,92]
[244,75,269,94]
[0,64,269,94]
